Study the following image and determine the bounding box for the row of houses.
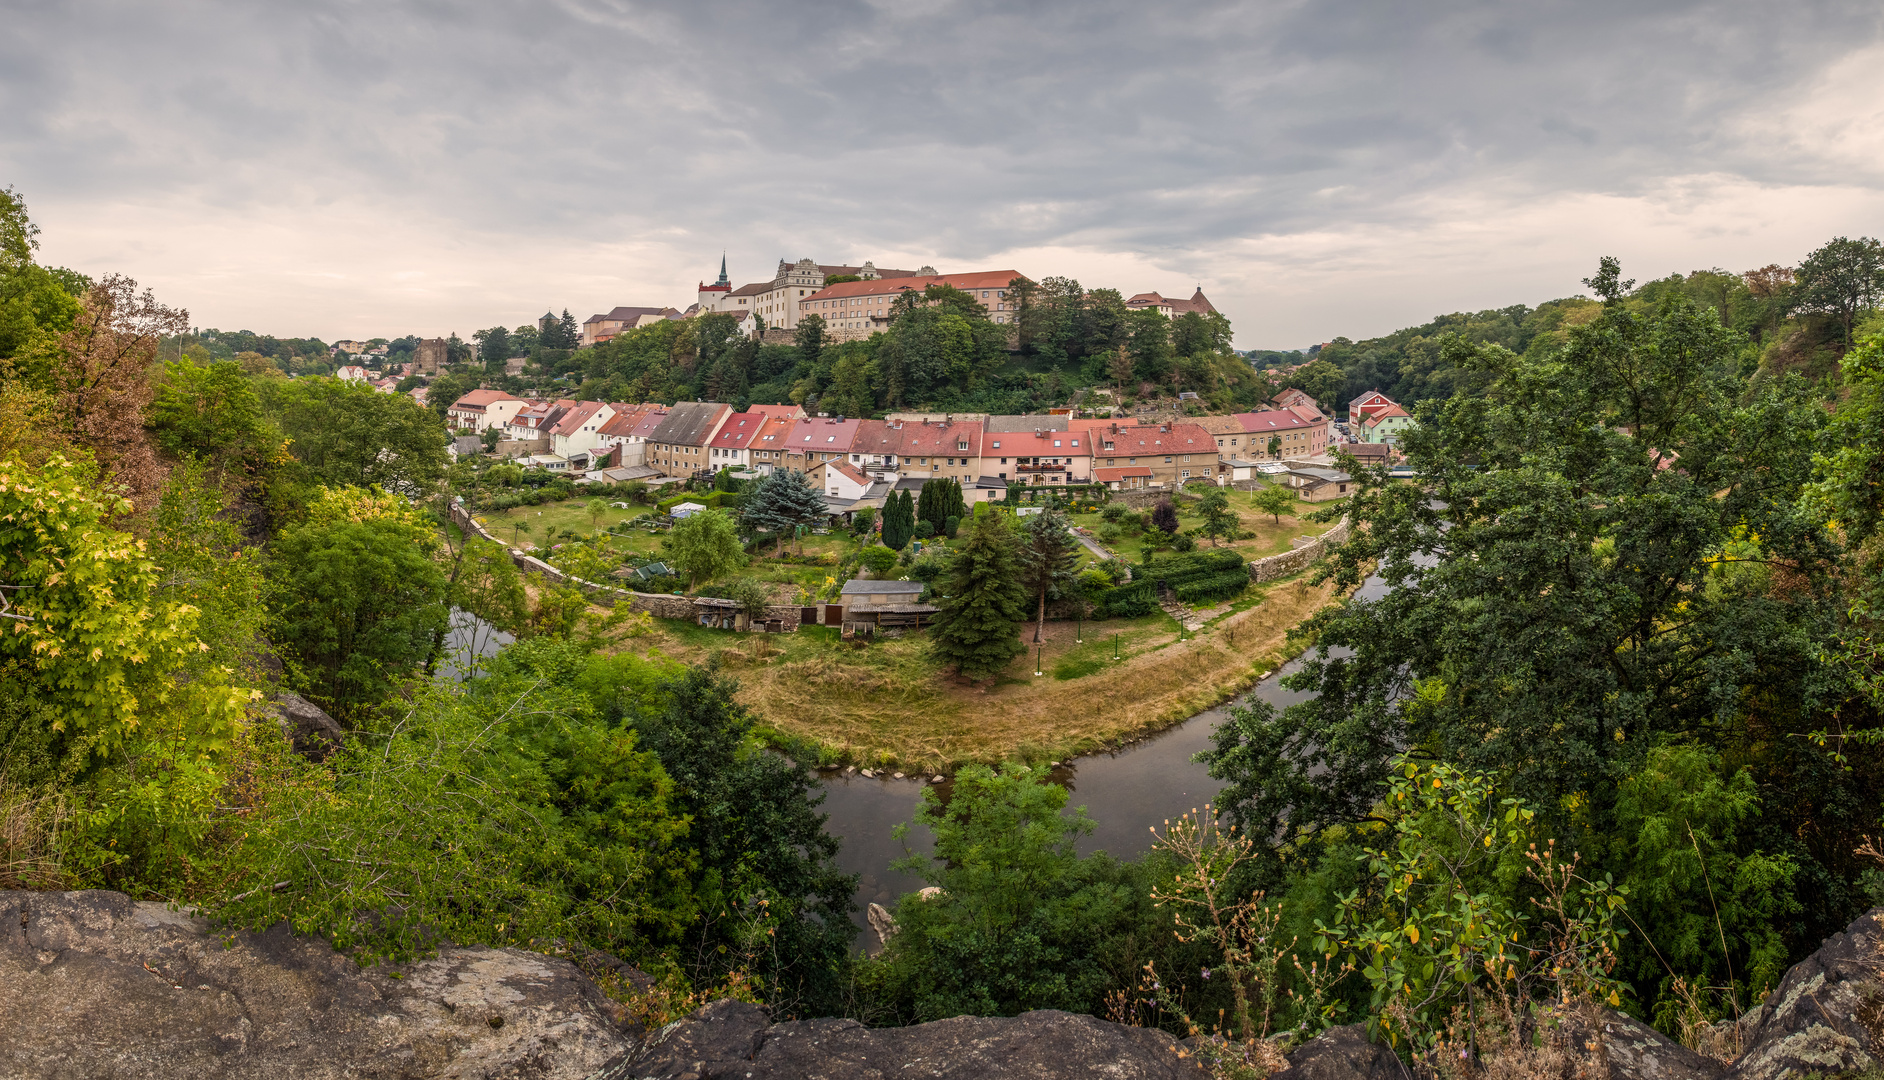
[446,384,1405,502]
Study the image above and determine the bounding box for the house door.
[824,604,843,626]
[801,606,818,626]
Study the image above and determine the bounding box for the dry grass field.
[615,570,1349,772]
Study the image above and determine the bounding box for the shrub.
[914,520,936,540]
[858,545,898,574]
[943,515,960,538]
[1171,534,1197,553]
[1101,503,1130,524]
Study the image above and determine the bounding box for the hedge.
[657,490,742,515]
[1174,569,1251,604]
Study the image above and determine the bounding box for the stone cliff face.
[4,889,1880,1080]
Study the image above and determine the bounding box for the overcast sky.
[5,0,1882,348]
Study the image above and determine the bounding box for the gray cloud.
[3,0,1881,343]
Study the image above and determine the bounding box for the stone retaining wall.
[1247,516,1351,583]
[449,502,802,629]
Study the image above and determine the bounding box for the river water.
[817,571,1390,946]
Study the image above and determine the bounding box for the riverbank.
[615,566,1355,772]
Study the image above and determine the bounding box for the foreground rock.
[265,690,346,761]
[1724,906,1884,1080]
[0,890,635,1080]
[602,999,1208,1079]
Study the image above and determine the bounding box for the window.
[1180,470,1190,478]
[991,440,1001,448]
[1053,440,1061,447]
[957,440,968,450]
[1183,455,1191,462]
[1164,457,1173,463]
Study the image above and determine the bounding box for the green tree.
[662,507,745,591]
[1794,236,1884,345]
[871,764,1150,1023]
[929,509,1025,680]
[474,325,511,373]
[882,488,915,550]
[1202,259,1859,1015]
[1195,487,1239,545]
[628,663,857,1016]
[1251,484,1294,524]
[268,491,451,716]
[425,370,479,423]
[1287,359,1345,412]
[264,376,449,496]
[1018,509,1080,643]
[741,466,828,555]
[586,496,608,533]
[148,357,271,473]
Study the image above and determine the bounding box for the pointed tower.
[698,252,733,310]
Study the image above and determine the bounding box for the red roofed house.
[1234,408,1329,461]
[800,270,1028,338]
[780,416,863,473]
[581,306,683,347]
[1347,390,1400,424]
[1124,288,1217,319]
[748,414,798,475]
[746,402,806,421]
[1093,465,1155,491]
[1358,402,1413,444]
[706,411,764,471]
[807,458,873,501]
[981,426,1090,486]
[880,419,985,483]
[645,402,735,478]
[505,399,577,444]
[1072,420,1221,486]
[548,400,618,464]
[447,388,529,432]
[593,404,667,467]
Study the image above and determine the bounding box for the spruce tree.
[742,468,829,554]
[917,480,939,535]
[929,510,1026,681]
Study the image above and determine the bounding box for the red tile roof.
[804,270,1025,303]
[709,412,764,449]
[1073,420,1217,454]
[984,429,1090,456]
[1234,409,1321,433]
[449,388,521,411]
[550,401,609,438]
[783,417,862,453]
[1094,466,1155,481]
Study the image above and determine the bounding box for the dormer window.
[957,440,968,451]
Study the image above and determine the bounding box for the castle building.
[698,257,933,330]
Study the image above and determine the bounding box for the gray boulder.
[1724,906,1884,1080]
[1266,1024,1403,1080]
[602,1002,1208,1079]
[0,889,636,1080]
[1588,1008,1726,1080]
[266,691,346,761]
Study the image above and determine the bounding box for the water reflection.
[819,571,1391,948]
[436,608,514,682]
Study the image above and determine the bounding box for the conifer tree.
[929,510,1026,681]
[882,489,914,550]
[742,468,828,554]
[1018,509,1081,643]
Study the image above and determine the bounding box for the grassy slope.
[618,570,1347,771]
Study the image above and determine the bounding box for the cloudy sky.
[6,0,1882,347]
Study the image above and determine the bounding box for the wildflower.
[1201,969,1211,979]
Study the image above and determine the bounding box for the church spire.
[716,253,729,287]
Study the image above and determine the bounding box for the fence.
[449,502,802,628]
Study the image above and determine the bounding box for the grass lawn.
[476,498,657,546]
[1066,483,1344,563]
[605,568,1350,772]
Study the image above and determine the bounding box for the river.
[817,571,1390,947]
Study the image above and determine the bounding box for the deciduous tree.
[1018,509,1080,642]
[662,507,745,591]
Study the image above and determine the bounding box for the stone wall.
[449,502,800,629]
[1247,515,1351,583]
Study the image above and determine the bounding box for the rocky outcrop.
[600,999,1208,1079]
[264,691,345,761]
[1723,906,1884,1080]
[1266,1023,1402,1080]
[0,889,636,1080]
[1588,1009,1726,1080]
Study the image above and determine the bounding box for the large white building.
[696,257,935,331]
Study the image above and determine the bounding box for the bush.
[858,545,898,574]
[914,520,936,539]
[1171,535,1196,553]
[944,515,960,538]
[1173,569,1250,604]
[1101,503,1131,524]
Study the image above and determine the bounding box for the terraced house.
[1074,420,1221,488]
[645,402,733,477]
